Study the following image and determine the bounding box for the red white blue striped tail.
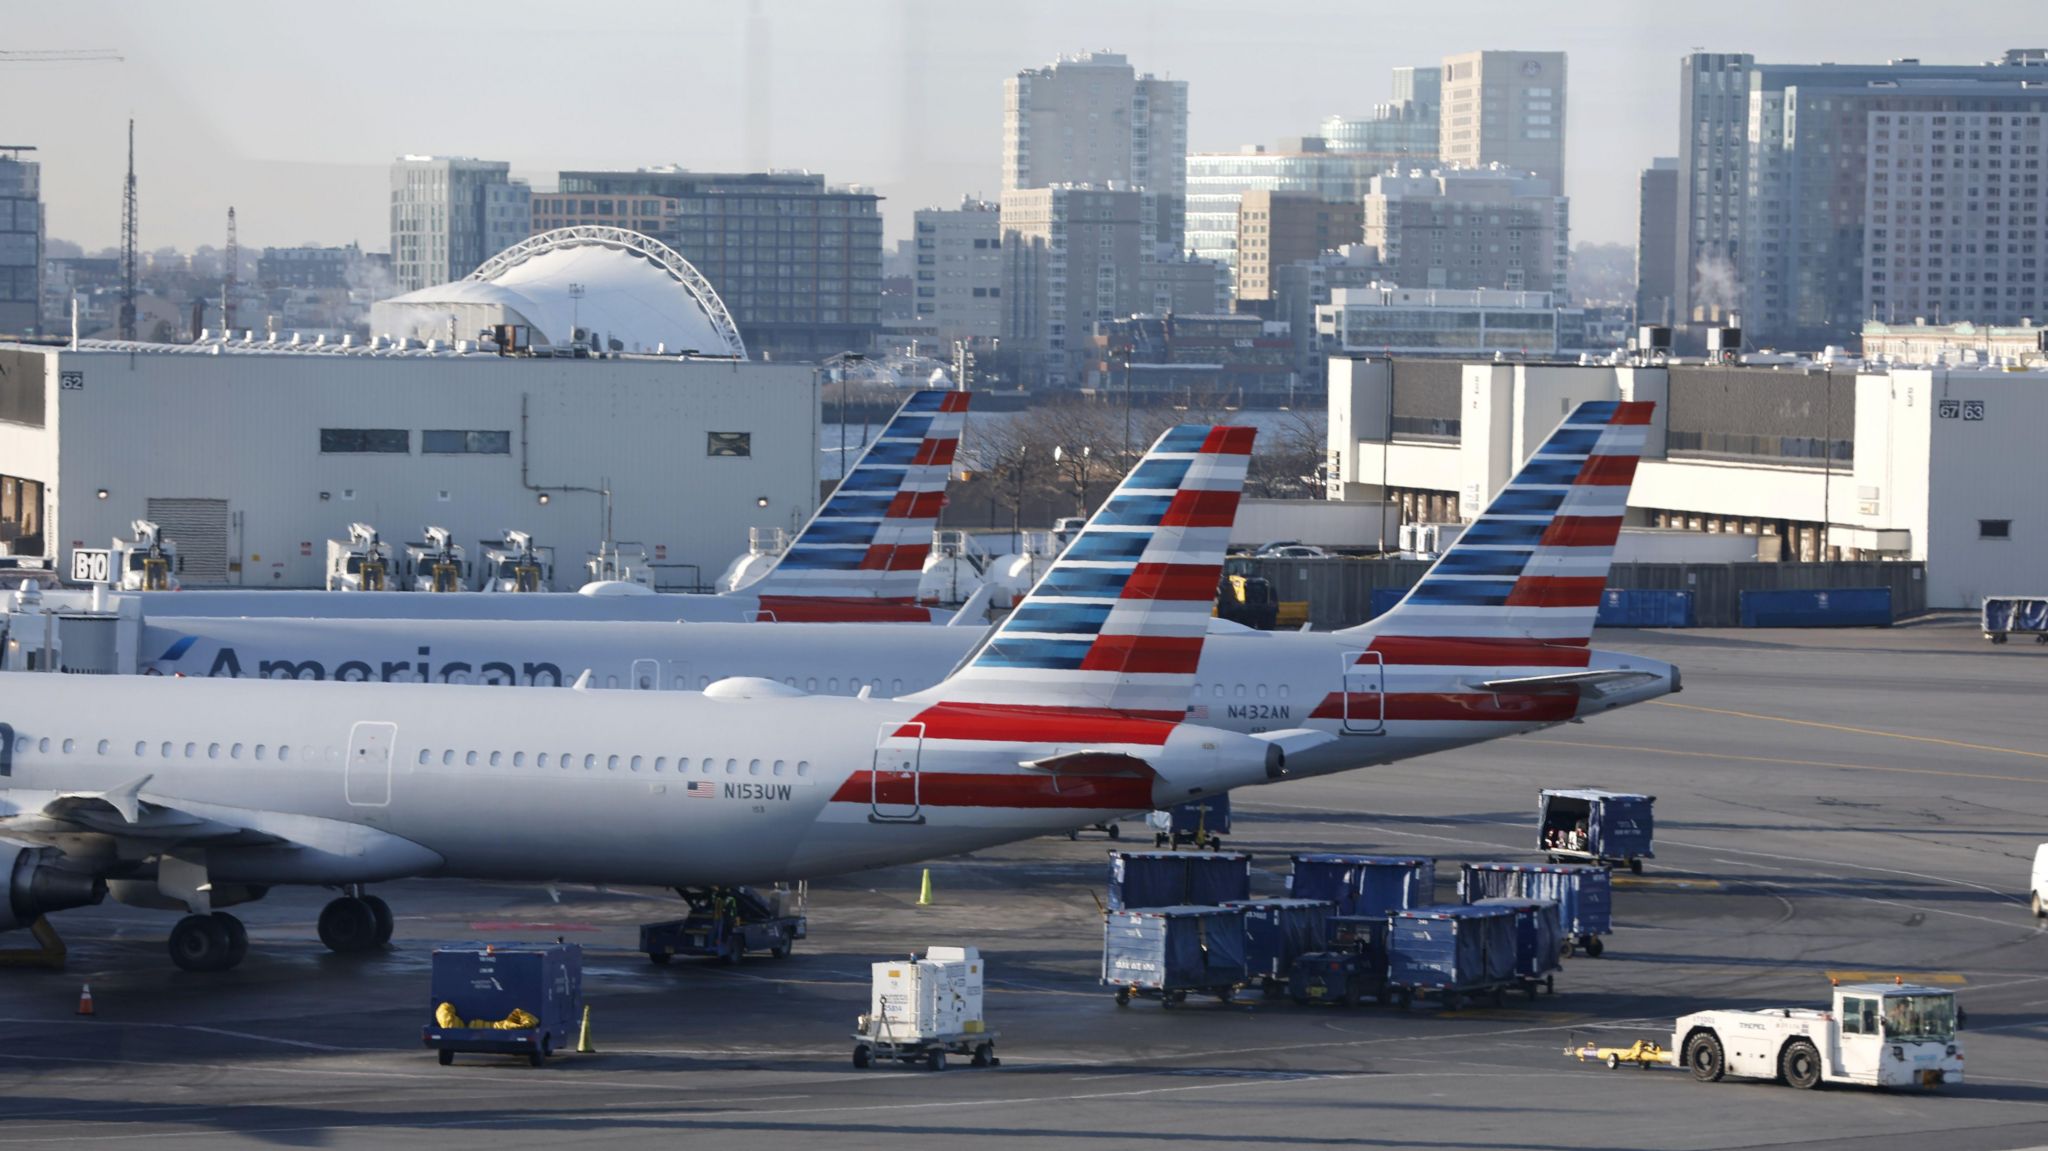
[1356,400,1654,643]
[750,389,969,604]
[910,424,1256,719]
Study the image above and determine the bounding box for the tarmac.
[3,615,2047,1150]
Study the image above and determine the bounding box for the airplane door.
[631,658,660,691]
[345,721,397,806]
[1340,650,1385,735]
[870,721,925,824]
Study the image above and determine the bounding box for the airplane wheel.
[1107,825,1120,840]
[213,912,249,968]
[318,896,380,954]
[362,895,394,945]
[169,914,236,972]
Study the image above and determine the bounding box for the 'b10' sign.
[70,548,113,584]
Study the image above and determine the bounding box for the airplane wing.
[1018,750,1156,777]
[1472,670,1666,698]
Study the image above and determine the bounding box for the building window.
[422,430,512,455]
[1980,519,2012,539]
[707,431,751,457]
[320,429,409,454]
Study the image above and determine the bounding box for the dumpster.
[1459,862,1613,956]
[1287,854,1437,917]
[1107,850,1252,911]
[1103,905,1249,1008]
[1474,897,1563,997]
[1226,898,1335,990]
[1738,587,1892,628]
[1386,904,1519,1010]
[1537,788,1655,872]
[1149,793,1231,849]
[1597,589,1696,628]
[1983,596,2048,644]
[421,943,582,1067]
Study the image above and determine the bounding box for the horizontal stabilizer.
[1473,669,1664,697]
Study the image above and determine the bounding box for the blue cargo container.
[1107,850,1252,911]
[1738,587,1892,628]
[1537,788,1655,872]
[1386,904,1519,1009]
[1597,588,1696,628]
[1288,854,1437,917]
[1151,793,1231,849]
[1226,898,1335,987]
[1983,596,2048,644]
[421,943,582,1066]
[1474,897,1563,996]
[1459,862,1613,956]
[1103,905,1249,1007]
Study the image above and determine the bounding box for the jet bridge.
[0,582,145,674]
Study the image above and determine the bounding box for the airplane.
[0,424,1306,972]
[69,388,974,624]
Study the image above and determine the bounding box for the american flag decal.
[684,780,715,799]
[1186,704,1209,720]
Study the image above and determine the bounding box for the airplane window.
[417,749,431,766]
[134,741,146,757]
[208,743,221,759]
[636,675,652,690]
[13,736,25,754]
[231,743,243,759]
[583,754,596,770]
[561,752,574,769]
[489,751,502,767]
[1213,685,1224,698]
[725,759,737,775]
[748,759,762,776]
[1278,685,1289,699]
[605,676,619,689]
[161,742,173,758]
[784,677,797,687]
[1233,686,1246,698]
[891,679,903,693]
[94,739,108,756]
[607,755,620,771]
[442,750,455,766]
[653,756,667,773]
[701,758,714,774]
[827,678,840,692]
[62,738,74,754]
[449,672,469,685]
[537,753,550,768]
[629,755,642,772]
[513,751,526,767]
[797,761,811,777]
[465,751,478,767]
[1256,685,1268,699]
[772,760,785,776]
[254,744,267,761]
[279,745,291,762]
[184,742,196,758]
[1193,682,1203,695]
[806,677,818,691]
[870,679,882,693]
[698,676,710,689]
[38,738,49,754]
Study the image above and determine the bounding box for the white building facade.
[1316,285,1561,356]
[910,200,1005,350]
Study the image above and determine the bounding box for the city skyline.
[3,0,2021,253]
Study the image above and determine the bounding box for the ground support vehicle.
[1287,853,1436,917]
[1227,898,1335,995]
[1567,1037,1671,1070]
[1385,904,1519,1011]
[1460,862,1613,957]
[1675,983,1964,1089]
[1104,906,1248,1009]
[1983,596,2048,644]
[1289,915,1392,1008]
[421,943,582,1067]
[1150,793,1230,849]
[1538,788,1655,872]
[1475,896,1563,998]
[856,946,996,1071]
[639,885,804,964]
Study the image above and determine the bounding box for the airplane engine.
[0,844,106,932]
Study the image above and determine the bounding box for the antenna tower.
[118,119,137,341]
[222,206,237,332]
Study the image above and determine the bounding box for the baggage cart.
[1386,904,1519,1011]
[1460,862,1613,957]
[850,1023,1002,1072]
[1983,596,2048,644]
[639,885,805,964]
[1287,853,1436,916]
[1150,793,1230,849]
[1103,905,1248,1008]
[421,943,582,1067]
[1474,896,1563,998]
[1106,849,1251,911]
[1538,788,1655,872]
[1225,898,1335,993]
[1290,915,1392,1008]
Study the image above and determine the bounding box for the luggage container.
[1983,596,2048,644]
[853,946,1000,1072]
[1149,793,1231,849]
[1106,850,1252,911]
[1386,904,1519,1010]
[1103,905,1249,1008]
[1287,853,1436,916]
[1290,914,1392,1008]
[1474,896,1563,998]
[1460,862,1613,957]
[421,943,582,1067]
[1226,898,1335,993]
[1538,789,1655,872]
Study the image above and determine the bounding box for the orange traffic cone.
[76,984,95,1016]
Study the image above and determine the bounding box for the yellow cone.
[917,868,933,906]
[576,1005,595,1053]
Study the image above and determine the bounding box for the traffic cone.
[76,984,94,1017]
[917,869,934,906]
[576,1005,595,1054]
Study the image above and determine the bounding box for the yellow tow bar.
[1566,1038,1673,1070]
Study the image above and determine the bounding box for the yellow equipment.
[1567,1038,1672,1069]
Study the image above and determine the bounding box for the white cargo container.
[869,947,985,1042]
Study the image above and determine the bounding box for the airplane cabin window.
[161,742,173,758]
[97,740,110,756]
[489,751,502,767]
[629,755,642,772]
[725,759,737,775]
[38,738,49,754]
[465,751,479,767]
[417,749,431,766]
[604,676,618,689]
[442,750,455,766]
[1234,685,1246,698]
[827,678,839,692]
[278,745,291,762]
[254,744,267,760]
[784,677,797,687]
[1213,685,1224,698]
[606,755,620,771]
[583,754,596,770]
[208,743,221,759]
[14,736,25,754]
[513,751,526,767]
[796,761,811,777]
[701,758,714,774]
[230,743,243,759]
[772,760,785,776]
[537,753,550,768]
[184,742,196,758]
[805,677,818,691]
[61,738,74,754]
[748,759,761,776]
[891,679,904,692]
[561,752,574,769]
[133,741,146,757]
[1278,685,1289,699]
[1256,685,1268,699]
[653,756,667,772]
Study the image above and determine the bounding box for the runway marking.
[1610,875,1723,890]
[1544,738,2047,787]
[1650,699,2048,762]
[1824,971,1968,986]
[0,1018,358,1052]
[1435,1010,1583,1023]
[467,921,600,932]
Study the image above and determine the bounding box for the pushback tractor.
[1676,982,1964,1090]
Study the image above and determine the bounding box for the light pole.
[1012,445,1027,555]
[1055,443,1092,514]
[567,282,585,350]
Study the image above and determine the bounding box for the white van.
[2034,845,2048,918]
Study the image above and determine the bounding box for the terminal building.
[1327,356,2043,608]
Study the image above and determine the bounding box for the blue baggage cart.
[1226,898,1335,992]
[1386,904,1519,1010]
[422,943,582,1067]
[1287,854,1437,917]
[1107,850,1251,911]
[1474,897,1563,998]
[1983,596,2048,644]
[1538,788,1655,872]
[1103,905,1249,1008]
[1150,793,1230,849]
[1460,861,1613,957]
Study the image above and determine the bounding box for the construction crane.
[222,206,237,332]
[0,50,124,64]
[119,119,137,341]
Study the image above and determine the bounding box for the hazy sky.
[2,0,2024,255]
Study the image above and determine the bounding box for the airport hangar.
[0,228,818,591]
[1327,356,2046,609]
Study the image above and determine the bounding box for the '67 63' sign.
[1937,399,1986,421]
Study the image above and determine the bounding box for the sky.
[1,0,2026,255]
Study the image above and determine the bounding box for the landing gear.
[362,894,395,946]
[169,912,246,972]
[318,895,384,954]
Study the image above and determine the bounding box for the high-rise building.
[1439,51,1567,196]
[389,156,530,293]
[540,169,884,359]
[1235,190,1365,304]
[0,148,41,336]
[910,198,1004,350]
[1671,52,1753,331]
[1000,186,1153,387]
[1321,65,1442,158]
[1636,157,1679,326]
[1003,52,1189,252]
[1185,141,1391,274]
[1361,166,1568,296]
[259,243,369,291]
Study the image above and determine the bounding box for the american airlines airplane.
[0,424,1307,973]
[93,388,972,624]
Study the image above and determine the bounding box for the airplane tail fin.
[910,424,1255,717]
[750,389,969,606]
[1351,400,1654,644]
